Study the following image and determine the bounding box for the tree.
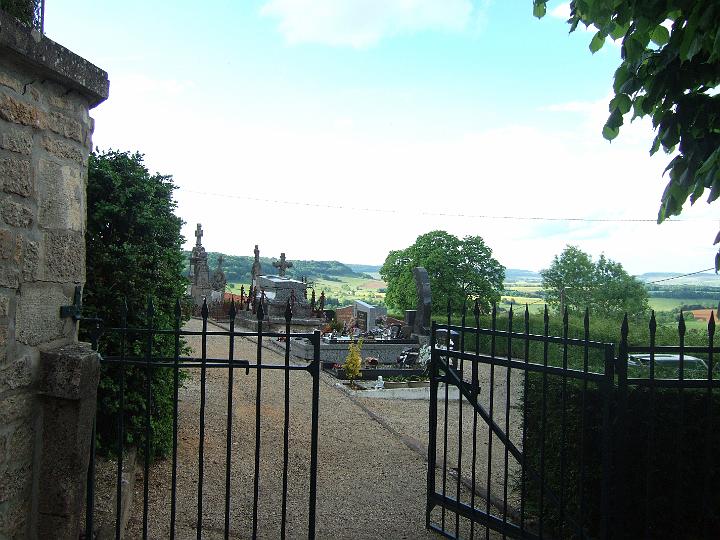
[541,245,649,318]
[533,1,720,265]
[380,230,505,315]
[84,150,188,458]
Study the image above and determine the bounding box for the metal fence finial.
[678,310,686,337]
[649,310,657,334]
[709,310,716,337]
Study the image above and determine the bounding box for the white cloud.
[260,0,475,47]
[549,2,570,20]
[548,1,621,46]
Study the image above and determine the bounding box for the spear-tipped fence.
[82,297,321,540]
[427,302,720,539]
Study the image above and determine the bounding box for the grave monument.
[237,250,325,332]
[189,223,212,308]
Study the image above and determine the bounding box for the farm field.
[225,274,717,330]
[227,275,387,308]
[648,297,716,312]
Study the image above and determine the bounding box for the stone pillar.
[37,344,100,538]
[0,10,108,538]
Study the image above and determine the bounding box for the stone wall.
[0,11,108,538]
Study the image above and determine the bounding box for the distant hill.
[636,272,720,287]
[347,264,382,274]
[184,252,366,284]
[505,268,542,283]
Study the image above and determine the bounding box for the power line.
[645,268,716,284]
[181,188,713,224]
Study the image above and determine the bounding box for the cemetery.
[189,230,438,388]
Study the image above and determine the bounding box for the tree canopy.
[85,150,188,458]
[533,1,720,265]
[541,245,649,318]
[380,230,505,315]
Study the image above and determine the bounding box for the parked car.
[628,354,708,371]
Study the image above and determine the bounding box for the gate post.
[37,343,101,538]
[308,330,321,540]
[426,321,438,529]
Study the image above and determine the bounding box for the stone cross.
[273,252,293,277]
[195,223,203,247]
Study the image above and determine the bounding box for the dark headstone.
[412,267,432,336]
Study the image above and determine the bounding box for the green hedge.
[522,376,720,538]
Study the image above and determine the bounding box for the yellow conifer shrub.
[344,338,363,388]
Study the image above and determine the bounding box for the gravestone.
[211,254,227,294]
[353,300,386,332]
[412,267,432,336]
[189,223,212,308]
[272,252,293,277]
[251,244,262,290]
[256,275,312,318]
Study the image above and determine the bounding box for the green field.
[227,276,717,328]
[227,275,387,308]
[648,297,715,312]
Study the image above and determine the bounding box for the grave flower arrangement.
[417,345,431,369]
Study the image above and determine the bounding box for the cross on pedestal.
[273,252,293,277]
[195,223,203,247]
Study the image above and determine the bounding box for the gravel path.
[125,320,440,539]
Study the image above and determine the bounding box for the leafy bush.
[84,150,188,460]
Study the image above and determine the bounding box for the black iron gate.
[82,299,321,539]
[427,303,720,539]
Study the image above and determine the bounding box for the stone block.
[0,93,42,128]
[0,157,31,197]
[41,343,100,400]
[0,228,12,259]
[0,126,32,155]
[44,111,83,142]
[38,159,83,231]
[0,393,33,425]
[41,136,85,164]
[0,72,23,94]
[7,423,33,458]
[0,294,8,318]
[15,282,71,346]
[0,460,32,503]
[0,199,34,228]
[19,237,39,281]
[0,354,35,392]
[41,230,84,282]
[0,499,29,538]
[0,267,19,289]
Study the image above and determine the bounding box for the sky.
[45,0,718,274]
